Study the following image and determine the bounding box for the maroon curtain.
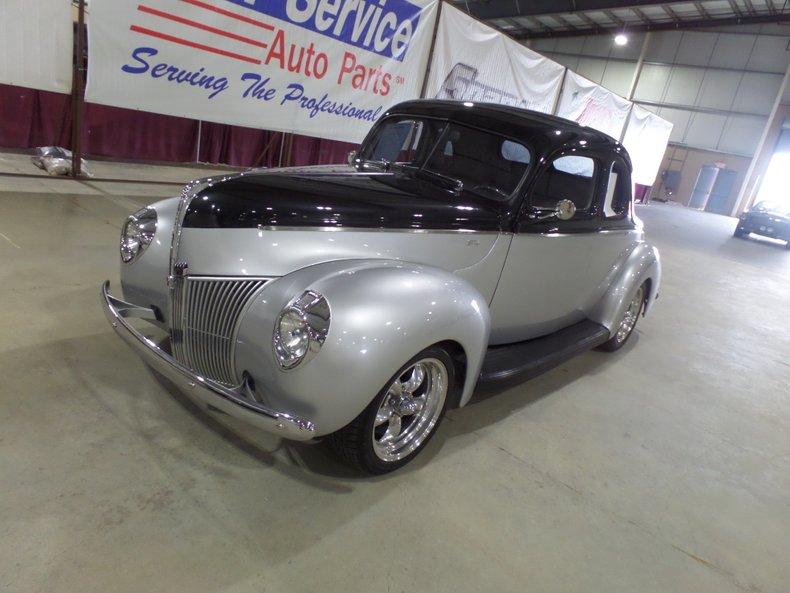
[1,82,358,168]
[82,102,200,162]
[0,84,72,149]
[290,134,357,167]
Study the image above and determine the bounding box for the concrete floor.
[1,155,788,593]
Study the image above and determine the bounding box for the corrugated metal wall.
[532,25,789,158]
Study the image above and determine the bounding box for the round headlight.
[273,291,330,370]
[121,207,157,263]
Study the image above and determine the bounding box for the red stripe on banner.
[179,0,275,31]
[130,25,262,64]
[138,4,269,49]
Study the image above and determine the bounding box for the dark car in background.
[735,201,790,249]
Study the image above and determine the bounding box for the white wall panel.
[664,67,703,106]
[554,37,587,55]
[610,33,647,61]
[718,115,767,155]
[674,32,718,66]
[600,61,636,97]
[646,31,684,63]
[747,36,790,73]
[581,36,614,58]
[634,64,672,102]
[708,34,757,70]
[733,73,784,115]
[684,112,728,150]
[552,54,581,71]
[0,0,72,93]
[656,107,693,142]
[697,70,742,111]
[575,57,607,84]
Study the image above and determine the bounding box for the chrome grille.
[171,277,268,385]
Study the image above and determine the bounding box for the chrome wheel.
[615,285,645,344]
[371,358,448,462]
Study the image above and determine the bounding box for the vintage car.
[102,100,661,474]
[734,200,790,248]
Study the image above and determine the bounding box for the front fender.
[119,196,180,328]
[588,242,661,333]
[234,259,490,437]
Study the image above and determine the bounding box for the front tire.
[599,283,646,352]
[734,227,746,238]
[328,346,455,474]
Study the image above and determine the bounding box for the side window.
[602,161,632,219]
[531,154,597,212]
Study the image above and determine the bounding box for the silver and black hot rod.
[103,100,661,473]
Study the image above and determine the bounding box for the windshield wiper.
[467,184,510,200]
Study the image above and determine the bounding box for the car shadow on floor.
[146,330,639,481]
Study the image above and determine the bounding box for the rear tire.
[327,346,455,474]
[599,283,646,352]
[734,227,746,238]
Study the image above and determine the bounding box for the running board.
[479,320,610,387]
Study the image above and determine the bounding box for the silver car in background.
[103,100,661,474]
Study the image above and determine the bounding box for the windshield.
[751,201,790,215]
[359,116,532,200]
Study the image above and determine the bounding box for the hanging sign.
[423,4,565,114]
[86,0,439,142]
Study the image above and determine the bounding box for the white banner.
[622,104,673,186]
[86,0,438,143]
[424,4,565,114]
[556,71,632,141]
[0,0,72,93]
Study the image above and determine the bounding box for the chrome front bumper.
[101,281,316,440]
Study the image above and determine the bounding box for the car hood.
[183,165,508,232]
[174,166,510,281]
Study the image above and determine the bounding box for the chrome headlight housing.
[120,207,157,263]
[273,291,330,370]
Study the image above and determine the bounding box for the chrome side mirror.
[556,199,576,221]
[347,150,357,166]
[530,199,577,222]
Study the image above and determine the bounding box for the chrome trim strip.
[102,281,316,440]
[255,225,501,234]
[183,275,276,282]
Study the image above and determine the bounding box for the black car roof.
[384,99,631,170]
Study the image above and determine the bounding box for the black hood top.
[183,167,509,232]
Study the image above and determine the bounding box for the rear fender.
[589,242,661,334]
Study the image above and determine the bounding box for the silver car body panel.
[175,227,505,292]
[488,228,642,343]
[120,196,180,328]
[233,259,490,434]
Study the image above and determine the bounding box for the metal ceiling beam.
[513,12,790,38]
[631,6,654,24]
[662,5,682,22]
[459,0,697,21]
[694,2,711,19]
[742,0,758,16]
[551,14,579,30]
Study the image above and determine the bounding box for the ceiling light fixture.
[614,33,628,46]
